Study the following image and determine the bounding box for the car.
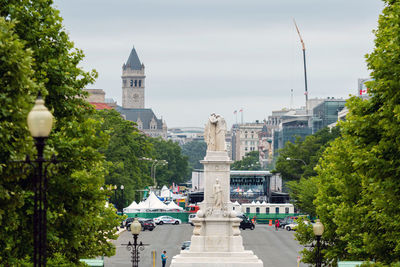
[285,220,310,231]
[181,241,191,250]
[280,218,295,229]
[188,214,197,226]
[154,216,182,225]
[122,217,135,229]
[285,222,298,231]
[237,216,255,230]
[139,219,155,231]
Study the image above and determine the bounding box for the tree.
[0,1,120,265]
[181,140,207,170]
[94,109,153,209]
[231,151,261,170]
[296,1,400,265]
[148,138,190,186]
[273,127,340,216]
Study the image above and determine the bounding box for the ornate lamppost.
[26,94,55,267]
[123,218,146,267]
[313,219,324,267]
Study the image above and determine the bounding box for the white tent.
[167,201,183,211]
[255,201,261,205]
[140,192,169,210]
[123,201,139,213]
[160,188,173,198]
[261,201,267,205]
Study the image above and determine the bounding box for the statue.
[204,113,227,151]
[213,178,223,209]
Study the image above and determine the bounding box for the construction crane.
[293,19,309,114]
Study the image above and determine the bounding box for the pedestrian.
[253,215,256,224]
[161,250,168,267]
[275,219,280,231]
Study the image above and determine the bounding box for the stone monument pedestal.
[171,149,263,267]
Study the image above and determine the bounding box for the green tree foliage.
[94,109,153,209]
[148,138,189,186]
[296,1,400,265]
[0,1,120,265]
[275,127,340,181]
[231,151,261,170]
[274,127,340,216]
[181,140,207,170]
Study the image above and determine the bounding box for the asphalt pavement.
[105,223,307,267]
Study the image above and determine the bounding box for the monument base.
[170,250,264,267]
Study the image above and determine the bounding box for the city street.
[105,223,307,267]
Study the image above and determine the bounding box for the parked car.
[181,241,191,250]
[139,219,155,231]
[188,214,197,226]
[285,220,310,231]
[122,217,135,228]
[237,216,255,230]
[280,218,295,229]
[154,216,182,225]
[285,222,298,231]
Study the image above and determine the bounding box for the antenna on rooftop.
[290,89,294,110]
[293,19,309,114]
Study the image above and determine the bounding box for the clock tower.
[122,47,145,108]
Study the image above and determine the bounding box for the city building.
[117,47,167,139]
[83,89,114,110]
[230,121,265,161]
[167,127,204,145]
[311,98,346,133]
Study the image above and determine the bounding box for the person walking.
[161,250,168,267]
[275,219,280,231]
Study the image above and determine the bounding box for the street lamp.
[27,94,54,267]
[124,218,145,267]
[313,219,324,267]
[140,157,168,188]
[286,157,307,166]
[121,185,125,214]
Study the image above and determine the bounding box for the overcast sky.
[54,0,383,128]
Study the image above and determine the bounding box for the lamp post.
[27,94,54,267]
[124,218,145,267]
[286,157,307,166]
[313,219,324,267]
[140,157,168,188]
[121,185,125,214]
[153,160,167,188]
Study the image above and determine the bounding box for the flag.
[234,110,237,114]
[304,91,308,95]
[239,108,243,112]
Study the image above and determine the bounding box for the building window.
[138,80,142,87]
[285,207,289,214]
[266,207,270,214]
[275,207,279,214]
[134,80,138,87]
[245,147,248,151]
[256,207,260,214]
[130,80,133,87]
[246,207,250,213]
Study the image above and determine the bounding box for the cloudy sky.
[54,0,383,128]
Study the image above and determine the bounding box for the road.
[105,224,307,267]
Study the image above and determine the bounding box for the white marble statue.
[204,113,227,151]
[213,178,223,209]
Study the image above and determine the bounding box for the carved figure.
[213,178,223,209]
[204,113,227,151]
